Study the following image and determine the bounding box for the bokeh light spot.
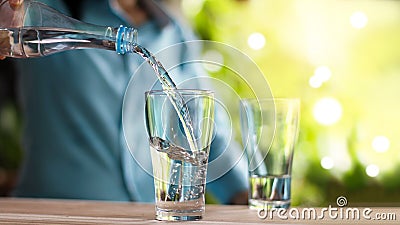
[321,157,334,170]
[313,97,343,125]
[247,32,266,50]
[309,76,322,88]
[372,136,390,153]
[314,66,332,82]
[309,66,332,88]
[366,164,380,177]
[350,11,368,29]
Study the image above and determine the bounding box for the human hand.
[0,30,11,60]
[8,0,24,10]
[0,0,23,60]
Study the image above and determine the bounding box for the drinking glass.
[145,89,214,221]
[240,98,300,209]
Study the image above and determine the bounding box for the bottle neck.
[115,26,138,54]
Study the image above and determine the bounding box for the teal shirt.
[13,0,247,203]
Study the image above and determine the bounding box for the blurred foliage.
[0,103,23,169]
[183,0,400,206]
[0,58,23,196]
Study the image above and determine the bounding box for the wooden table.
[0,198,398,224]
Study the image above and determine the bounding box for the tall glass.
[145,89,214,221]
[240,98,300,209]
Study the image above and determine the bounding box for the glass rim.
[145,89,214,96]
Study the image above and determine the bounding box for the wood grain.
[0,198,398,224]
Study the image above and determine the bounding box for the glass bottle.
[0,0,137,58]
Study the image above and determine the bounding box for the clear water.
[150,137,206,165]
[150,138,207,209]
[249,175,291,209]
[131,43,198,153]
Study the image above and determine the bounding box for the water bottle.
[0,0,137,58]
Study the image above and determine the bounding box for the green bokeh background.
[183,0,400,206]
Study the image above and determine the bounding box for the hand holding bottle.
[0,30,11,60]
[0,0,137,58]
[0,0,23,60]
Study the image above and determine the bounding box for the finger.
[0,56,6,60]
[9,0,23,9]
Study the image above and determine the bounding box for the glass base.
[249,199,291,210]
[156,209,204,221]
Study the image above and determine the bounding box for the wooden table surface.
[0,198,398,224]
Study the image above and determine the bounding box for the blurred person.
[0,0,248,204]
